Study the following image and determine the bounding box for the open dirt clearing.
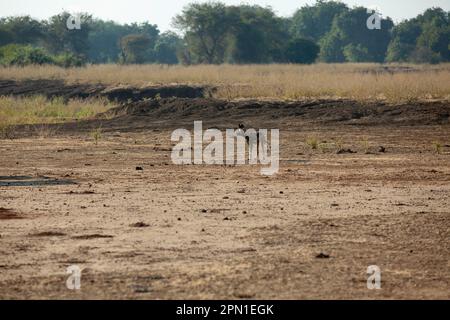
[0,83,449,299]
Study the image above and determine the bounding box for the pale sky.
[1,0,449,31]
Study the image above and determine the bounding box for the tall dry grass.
[0,63,449,102]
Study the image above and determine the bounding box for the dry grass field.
[0,63,449,299]
[0,63,449,102]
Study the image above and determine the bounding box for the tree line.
[0,0,448,66]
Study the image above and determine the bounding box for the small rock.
[136,166,143,171]
[378,146,386,153]
[316,253,330,259]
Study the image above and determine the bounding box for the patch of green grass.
[361,137,370,154]
[306,137,319,150]
[432,141,443,154]
[0,96,114,139]
[90,126,102,145]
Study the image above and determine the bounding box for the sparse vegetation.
[361,137,370,154]
[432,141,443,154]
[334,138,344,151]
[306,137,319,150]
[90,126,102,145]
[32,123,60,138]
[0,96,113,138]
[0,122,14,139]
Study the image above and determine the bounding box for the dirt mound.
[2,79,449,129]
[103,98,450,127]
[0,80,211,102]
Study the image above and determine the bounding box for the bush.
[0,44,86,67]
[409,47,442,64]
[343,44,371,62]
[0,44,53,66]
[53,53,86,67]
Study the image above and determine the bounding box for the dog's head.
[238,123,245,130]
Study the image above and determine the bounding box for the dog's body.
[237,123,262,149]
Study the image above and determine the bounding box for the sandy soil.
[1,117,449,299]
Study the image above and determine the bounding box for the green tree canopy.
[387,8,449,63]
[290,0,348,42]
[119,34,152,64]
[173,2,231,64]
[319,7,394,62]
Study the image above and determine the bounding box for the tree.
[173,2,231,64]
[387,8,449,63]
[0,27,14,46]
[318,30,346,62]
[290,0,348,42]
[44,12,92,59]
[225,5,290,64]
[285,38,319,63]
[0,16,44,45]
[154,31,182,64]
[87,20,126,63]
[119,34,152,64]
[343,44,371,62]
[319,7,394,62]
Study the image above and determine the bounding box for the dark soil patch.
[0,208,23,220]
[72,234,114,240]
[103,98,450,127]
[0,80,211,103]
[30,231,66,237]
[130,222,150,228]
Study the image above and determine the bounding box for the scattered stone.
[378,146,386,153]
[316,253,330,259]
[136,166,143,171]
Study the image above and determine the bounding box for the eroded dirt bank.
[0,79,211,102]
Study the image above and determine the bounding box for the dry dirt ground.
[0,85,449,299]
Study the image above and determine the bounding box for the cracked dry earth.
[0,124,449,299]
